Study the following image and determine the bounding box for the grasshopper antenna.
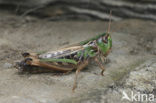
[107,10,112,34]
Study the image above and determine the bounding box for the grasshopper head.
[97,33,112,56]
[97,10,112,56]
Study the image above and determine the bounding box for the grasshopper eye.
[103,35,108,43]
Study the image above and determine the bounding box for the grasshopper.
[16,12,112,92]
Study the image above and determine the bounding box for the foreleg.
[94,57,105,76]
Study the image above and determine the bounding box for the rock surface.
[0,11,155,103]
[0,0,156,21]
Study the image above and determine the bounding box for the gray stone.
[3,62,13,69]
[0,0,156,21]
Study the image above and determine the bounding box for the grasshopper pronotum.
[16,11,112,92]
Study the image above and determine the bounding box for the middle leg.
[72,60,88,92]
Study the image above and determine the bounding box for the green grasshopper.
[16,12,112,92]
